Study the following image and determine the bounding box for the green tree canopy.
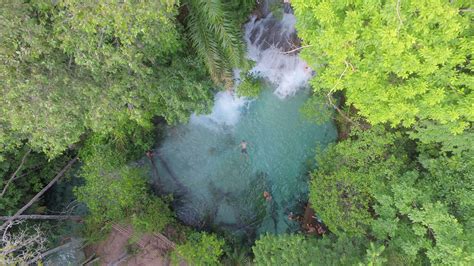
[252,233,365,265]
[174,231,225,266]
[75,133,174,238]
[1,0,213,157]
[310,126,408,236]
[309,127,473,264]
[293,0,473,153]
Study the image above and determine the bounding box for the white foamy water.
[244,12,313,98]
[192,3,311,128]
[190,91,248,129]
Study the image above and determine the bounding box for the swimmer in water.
[240,140,248,155]
[145,150,154,159]
[288,211,294,220]
[263,191,272,201]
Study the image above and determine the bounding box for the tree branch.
[396,0,403,34]
[327,61,357,125]
[280,45,313,54]
[0,157,78,231]
[1,220,46,263]
[0,149,31,197]
[0,215,82,221]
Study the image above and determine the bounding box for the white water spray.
[190,91,247,129]
[244,11,312,98]
[192,2,311,128]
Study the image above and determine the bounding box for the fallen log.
[0,157,79,231]
[0,215,82,221]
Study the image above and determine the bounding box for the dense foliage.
[1,0,214,158]
[310,127,473,264]
[236,72,264,97]
[173,231,225,265]
[75,134,175,239]
[291,0,473,264]
[253,234,366,265]
[1,0,472,265]
[253,234,311,265]
[293,0,473,153]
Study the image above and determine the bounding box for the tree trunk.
[0,157,78,231]
[0,149,31,197]
[0,215,82,221]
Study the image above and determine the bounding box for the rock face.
[248,1,300,52]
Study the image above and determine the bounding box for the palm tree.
[183,0,249,88]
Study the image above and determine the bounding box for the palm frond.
[185,0,247,88]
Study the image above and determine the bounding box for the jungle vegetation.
[1,0,250,263]
[252,0,473,265]
[1,0,472,265]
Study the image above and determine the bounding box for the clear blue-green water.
[152,88,336,241]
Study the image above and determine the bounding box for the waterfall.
[190,91,248,130]
[244,3,313,98]
[190,2,311,129]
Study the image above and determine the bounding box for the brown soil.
[83,225,179,266]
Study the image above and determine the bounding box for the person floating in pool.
[145,150,154,159]
[240,140,248,156]
[263,191,272,201]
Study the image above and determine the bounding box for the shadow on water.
[149,152,210,229]
[151,150,306,244]
[206,170,275,244]
[152,152,190,196]
[151,163,277,244]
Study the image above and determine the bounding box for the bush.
[173,232,224,265]
[252,234,311,265]
[252,233,365,265]
[236,73,264,98]
[131,196,174,234]
[75,133,174,240]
